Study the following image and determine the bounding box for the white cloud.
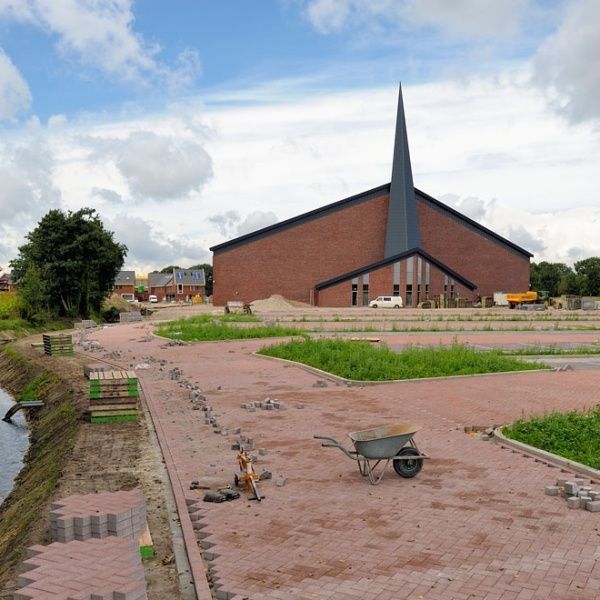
[533,0,600,123]
[87,130,213,200]
[92,187,123,204]
[208,210,279,237]
[0,48,31,120]
[304,0,531,37]
[0,0,201,89]
[104,213,210,272]
[0,138,60,222]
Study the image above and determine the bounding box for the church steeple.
[384,84,420,257]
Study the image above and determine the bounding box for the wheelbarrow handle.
[313,435,339,444]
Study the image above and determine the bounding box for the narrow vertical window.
[425,262,430,299]
[406,257,414,307]
[351,278,358,306]
[362,273,369,306]
[393,261,400,296]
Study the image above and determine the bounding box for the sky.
[0,0,599,274]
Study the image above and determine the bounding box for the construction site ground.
[56,305,600,600]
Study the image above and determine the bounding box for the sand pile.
[103,293,134,313]
[250,294,310,311]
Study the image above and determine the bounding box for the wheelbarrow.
[314,423,428,485]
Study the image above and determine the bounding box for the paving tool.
[234,449,263,501]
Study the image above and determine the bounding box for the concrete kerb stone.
[493,426,600,481]
[251,351,553,386]
[137,377,213,600]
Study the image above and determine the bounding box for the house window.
[393,261,400,296]
[362,273,370,306]
[177,283,183,294]
[417,284,421,304]
[406,284,413,307]
[444,275,448,294]
[425,284,430,299]
[351,278,358,306]
[393,284,400,295]
[450,279,455,300]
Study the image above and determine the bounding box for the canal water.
[0,386,29,504]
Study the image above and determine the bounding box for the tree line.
[530,258,600,297]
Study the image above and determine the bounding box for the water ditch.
[0,386,29,504]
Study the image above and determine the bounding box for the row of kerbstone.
[50,489,146,542]
[15,537,146,600]
[545,477,600,511]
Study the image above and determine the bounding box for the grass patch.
[503,345,600,356]
[155,313,306,342]
[258,339,546,381]
[503,407,600,469]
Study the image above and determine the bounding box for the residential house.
[114,270,136,301]
[149,269,205,302]
[0,273,14,292]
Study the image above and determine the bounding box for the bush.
[101,306,120,323]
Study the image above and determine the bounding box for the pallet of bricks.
[89,370,139,423]
[43,333,74,356]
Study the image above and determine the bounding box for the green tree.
[11,208,127,319]
[530,262,573,296]
[574,257,600,296]
[189,263,212,296]
[160,265,181,273]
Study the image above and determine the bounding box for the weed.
[258,339,545,381]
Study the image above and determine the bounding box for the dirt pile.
[249,294,311,311]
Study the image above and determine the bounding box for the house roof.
[148,273,173,288]
[315,247,477,292]
[210,183,532,259]
[115,270,136,285]
[174,269,205,285]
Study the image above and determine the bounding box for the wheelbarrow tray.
[349,423,421,459]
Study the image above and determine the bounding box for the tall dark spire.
[384,84,420,258]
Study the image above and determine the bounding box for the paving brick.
[84,320,600,600]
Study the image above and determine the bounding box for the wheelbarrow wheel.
[393,447,423,478]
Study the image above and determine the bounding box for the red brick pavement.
[84,324,600,599]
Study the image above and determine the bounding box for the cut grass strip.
[258,339,546,381]
[155,313,305,342]
[503,407,600,470]
[502,345,600,356]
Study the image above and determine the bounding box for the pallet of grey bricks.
[119,311,143,323]
[50,489,146,542]
[545,477,600,511]
[14,537,147,600]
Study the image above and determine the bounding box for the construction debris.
[43,333,74,356]
[546,477,600,511]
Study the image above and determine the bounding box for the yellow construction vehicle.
[506,290,550,309]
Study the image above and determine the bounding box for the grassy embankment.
[155,313,308,341]
[0,292,67,336]
[0,346,78,586]
[504,408,600,470]
[258,339,547,381]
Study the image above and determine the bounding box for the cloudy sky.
[0,0,599,274]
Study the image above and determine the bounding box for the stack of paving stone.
[14,537,147,600]
[50,489,147,542]
[42,333,74,356]
[119,310,143,323]
[545,477,600,511]
[88,370,139,423]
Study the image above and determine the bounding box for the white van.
[368,295,403,309]
[148,295,158,303]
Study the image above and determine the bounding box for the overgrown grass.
[258,339,546,381]
[155,313,307,341]
[503,407,600,469]
[504,345,600,356]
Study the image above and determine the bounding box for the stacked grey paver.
[545,477,600,511]
[14,537,146,600]
[50,489,146,543]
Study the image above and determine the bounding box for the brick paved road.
[88,324,600,600]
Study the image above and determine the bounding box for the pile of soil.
[250,294,311,311]
[103,294,135,313]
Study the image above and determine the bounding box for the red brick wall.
[417,200,530,297]
[213,193,389,305]
[213,190,530,306]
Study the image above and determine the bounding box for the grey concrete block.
[574,478,587,486]
[567,496,581,509]
[258,448,267,456]
[586,500,600,512]
[275,475,286,487]
[544,486,559,496]
[564,481,579,495]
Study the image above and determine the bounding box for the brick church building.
[211,87,531,307]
